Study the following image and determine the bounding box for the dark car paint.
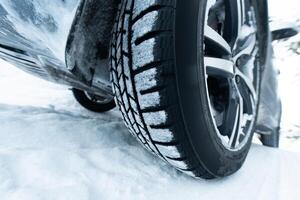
[0,0,112,97]
[0,0,282,134]
[65,0,119,87]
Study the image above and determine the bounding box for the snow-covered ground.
[267,0,300,156]
[0,57,300,200]
[0,1,300,199]
[276,39,300,153]
[269,0,300,153]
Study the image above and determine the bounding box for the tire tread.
[111,0,213,178]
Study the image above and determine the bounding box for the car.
[0,0,295,179]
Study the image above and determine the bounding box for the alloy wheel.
[204,0,260,150]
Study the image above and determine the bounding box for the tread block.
[132,11,159,42]
[132,0,157,19]
[142,110,167,126]
[134,67,158,91]
[137,92,161,110]
[132,38,155,70]
[148,128,174,143]
[155,144,181,158]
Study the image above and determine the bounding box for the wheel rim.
[203,0,259,151]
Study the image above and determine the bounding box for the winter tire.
[111,0,263,178]
[72,88,116,113]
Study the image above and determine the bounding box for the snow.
[275,36,300,153]
[269,0,300,21]
[268,0,300,154]
[1,44,300,199]
[0,1,300,199]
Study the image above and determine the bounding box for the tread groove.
[132,5,173,24]
[133,60,169,75]
[140,85,166,95]
[134,30,172,46]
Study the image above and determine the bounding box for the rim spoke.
[228,104,241,147]
[204,57,235,77]
[234,88,245,148]
[228,71,256,148]
[229,81,244,148]
[204,25,232,55]
[219,79,239,137]
[236,68,257,101]
[234,34,256,62]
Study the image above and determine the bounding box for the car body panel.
[0,0,73,80]
[0,0,284,134]
[0,0,114,96]
[0,0,76,61]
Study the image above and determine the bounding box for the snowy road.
[1,43,300,199]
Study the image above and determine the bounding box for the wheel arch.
[65,0,120,88]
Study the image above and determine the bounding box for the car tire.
[111,0,264,178]
[72,88,116,113]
